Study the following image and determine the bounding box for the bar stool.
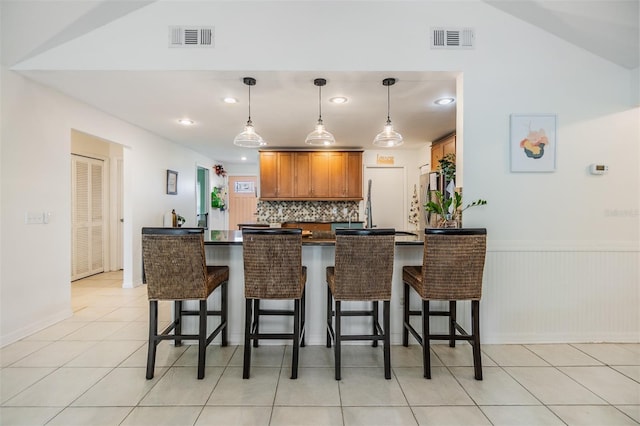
[402,228,487,380]
[241,227,306,379]
[141,227,229,380]
[326,228,396,380]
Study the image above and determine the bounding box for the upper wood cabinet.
[431,133,456,172]
[259,151,362,200]
[259,151,295,198]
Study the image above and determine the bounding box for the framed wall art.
[510,114,557,172]
[166,169,178,194]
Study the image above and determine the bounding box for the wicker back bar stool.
[241,227,307,379]
[141,227,229,380]
[402,228,487,380]
[326,228,396,380]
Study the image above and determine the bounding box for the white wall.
[2,1,638,344]
[0,69,214,345]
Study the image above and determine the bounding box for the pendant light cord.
[247,84,252,124]
[318,84,323,123]
[386,83,391,124]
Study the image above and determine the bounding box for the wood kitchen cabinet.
[431,133,456,172]
[259,150,362,200]
[259,151,294,198]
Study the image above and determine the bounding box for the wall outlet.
[25,211,44,224]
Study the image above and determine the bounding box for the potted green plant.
[425,191,486,228]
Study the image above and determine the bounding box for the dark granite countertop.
[204,230,424,246]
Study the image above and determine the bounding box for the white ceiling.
[2,0,637,164]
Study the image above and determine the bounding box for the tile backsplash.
[257,201,361,223]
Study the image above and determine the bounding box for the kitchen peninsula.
[197,229,460,347]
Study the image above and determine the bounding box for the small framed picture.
[510,114,557,172]
[166,169,178,194]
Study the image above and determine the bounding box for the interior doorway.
[363,166,406,230]
[227,176,258,229]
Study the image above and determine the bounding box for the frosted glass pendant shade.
[305,119,336,146]
[233,77,266,148]
[305,78,335,146]
[373,120,403,147]
[373,77,403,147]
[233,120,266,147]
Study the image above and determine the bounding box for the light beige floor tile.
[480,405,564,425]
[61,321,129,341]
[525,344,603,366]
[431,344,497,367]
[72,367,165,406]
[618,344,640,355]
[4,367,110,406]
[339,367,408,406]
[195,406,272,426]
[412,406,491,426]
[613,365,640,382]
[120,342,188,368]
[270,406,343,426]
[283,345,334,367]
[391,345,443,367]
[340,344,385,367]
[120,406,202,426]
[559,366,640,404]
[505,367,606,405]
[102,321,149,340]
[67,305,116,322]
[46,406,132,425]
[0,367,54,404]
[23,320,87,341]
[573,343,640,365]
[616,405,640,423]
[343,406,417,426]
[64,340,144,367]
[394,367,474,406]
[229,345,285,367]
[549,405,638,425]
[98,307,147,321]
[139,366,222,406]
[0,407,61,426]
[174,344,237,367]
[0,341,51,367]
[274,367,340,406]
[11,341,97,367]
[481,344,549,366]
[207,367,280,406]
[450,366,540,405]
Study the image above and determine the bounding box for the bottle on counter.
[171,209,177,227]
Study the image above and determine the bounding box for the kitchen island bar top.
[204,230,424,246]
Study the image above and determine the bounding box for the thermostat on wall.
[590,164,608,175]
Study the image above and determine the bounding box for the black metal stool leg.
[372,300,379,347]
[326,286,332,348]
[472,300,483,380]
[197,300,207,379]
[300,287,306,347]
[291,298,300,379]
[402,283,409,347]
[335,300,341,380]
[146,300,158,380]
[422,300,431,379]
[221,281,228,346]
[174,300,183,346]
[383,300,391,379]
[253,299,260,348]
[243,299,253,379]
[449,300,457,347]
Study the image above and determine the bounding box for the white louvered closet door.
[72,155,105,280]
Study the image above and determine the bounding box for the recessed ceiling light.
[241,156,247,161]
[178,118,195,125]
[434,97,455,105]
[329,96,348,104]
[223,97,238,104]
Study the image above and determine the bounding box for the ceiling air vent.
[431,27,475,49]
[168,26,214,47]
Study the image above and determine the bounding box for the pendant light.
[233,77,267,148]
[305,78,336,146]
[373,78,403,147]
